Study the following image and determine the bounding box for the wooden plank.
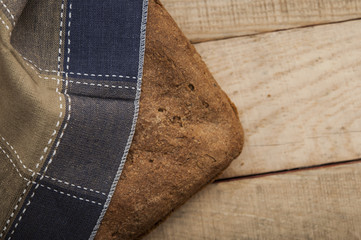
[145,162,361,239]
[162,0,361,42]
[192,20,361,179]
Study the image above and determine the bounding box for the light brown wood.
[192,19,361,179]
[142,2,361,239]
[162,0,361,42]
[145,162,361,240]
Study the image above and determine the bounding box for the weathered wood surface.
[191,19,361,179]
[162,0,361,42]
[146,2,361,239]
[145,162,361,240]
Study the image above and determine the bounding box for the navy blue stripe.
[8,181,103,240]
[7,0,147,239]
[43,95,135,194]
[65,0,144,80]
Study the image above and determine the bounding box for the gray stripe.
[88,0,149,238]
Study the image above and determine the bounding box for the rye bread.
[95,0,244,239]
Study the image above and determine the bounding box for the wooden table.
[145,0,361,239]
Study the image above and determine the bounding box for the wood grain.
[162,0,361,42]
[192,19,361,179]
[145,162,361,240]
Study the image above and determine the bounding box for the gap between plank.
[214,158,361,183]
[192,17,361,44]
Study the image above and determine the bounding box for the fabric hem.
[88,0,149,239]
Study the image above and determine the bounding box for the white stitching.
[0,139,107,196]
[0,18,139,88]
[89,0,149,237]
[38,92,70,179]
[46,76,137,89]
[22,56,139,80]
[24,61,137,90]
[0,48,66,240]
[0,146,103,206]
[5,2,67,238]
[0,0,15,25]
[66,3,72,72]
[0,3,106,198]
[0,15,9,30]
[5,183,103,240]
[0,181,31,239]
[0,145,30,181]
[57,7,64,76]
[36,0,72,185]
[43,175,106,196]
[39,184,102,205]
[0,69,64,240]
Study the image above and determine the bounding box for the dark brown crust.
[95,0,244,239]
[135,160,236,240]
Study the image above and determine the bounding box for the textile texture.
[0,0,148,239]
[0,0,244,239]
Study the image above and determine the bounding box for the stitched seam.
[0,7,138,81]
[37,91,70,180]
[0,182,31,239]
[66,4,72,72]
[0,1,15,25]
[34,1,73,191]
[7,184,102,239]
[0,3,105,196]
[43,174,106,196]
[0,74,63,238]
[24,59,138,90]
[22,56,139,80]
[0,21,139,88]
[38,184,103,205]
[88,0,149,238]
[6,2,67,239]
[0,149,103,207]
[0,140,107,196]
[0,145,30,181]
[0,15,9,30]
[36,1,73,187]
[4,184,101,240]
[41,76,137,89]
[1,72,63,239]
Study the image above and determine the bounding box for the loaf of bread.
[96,0,244,239]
